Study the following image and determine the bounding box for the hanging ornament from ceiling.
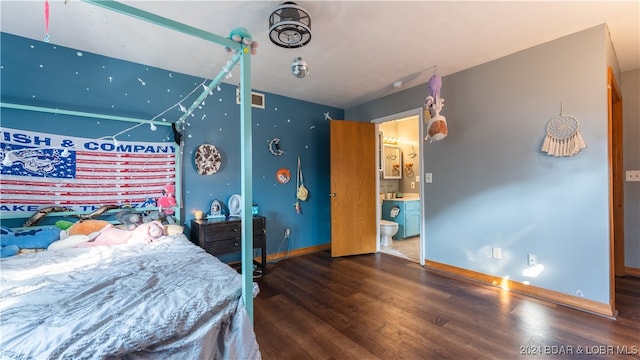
[291,57,309,79]
[424,70,448,142]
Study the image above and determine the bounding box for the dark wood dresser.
[190,216,266,275]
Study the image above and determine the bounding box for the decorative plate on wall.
[194,144,221,175]
[276,168,291,184]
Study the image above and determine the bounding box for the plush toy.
[227,27,258,55]
[67,219,112,236]
[55,220,74,231]
[78,221,164,247]
[143,210,176,225]
[128,221,165,245]
[424,73,448,142]
[78,224,132,247]
[157,184,177,215]
[116,209,145,230]
[1,244,20,258]
[1,226,61,258]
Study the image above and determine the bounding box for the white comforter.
[0,234,261,359]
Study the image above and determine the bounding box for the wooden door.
[608,67,624,315]
[330,120,377,257]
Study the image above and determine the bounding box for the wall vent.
[236,89,265,109]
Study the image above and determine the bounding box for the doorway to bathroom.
[373,108,424,265]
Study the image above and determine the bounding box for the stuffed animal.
[425,114,448,141]
[67,219,112,236]
[128,221,165,245]
[424,73,448,142]
[143,210,176,225]
[1,226,61,258]
[227,27,258,55]
[116,209,145,230]
[157,184,177,215]
[78,221,164,247]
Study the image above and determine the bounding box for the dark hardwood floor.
[253,251,640,360]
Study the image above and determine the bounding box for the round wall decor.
[194,144,222,175]
[276,168,291,184]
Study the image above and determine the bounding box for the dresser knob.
[234,242,239,247]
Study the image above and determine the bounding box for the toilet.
[380,219,399,247]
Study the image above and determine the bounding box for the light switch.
[425,173,432,183]
[415,175,420,183]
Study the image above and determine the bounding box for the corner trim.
[625,267,640,278]
[265,244,331,263]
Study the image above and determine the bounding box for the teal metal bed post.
[239,46,253,322]
[83,0,255,322]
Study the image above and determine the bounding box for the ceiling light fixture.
[269,2,311,48]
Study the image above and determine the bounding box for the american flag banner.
[0,127,176,215]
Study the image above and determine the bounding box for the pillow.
[164,224,184,236]
[48,235,91,251]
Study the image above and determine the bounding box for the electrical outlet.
[527,254,536,266]
[284,228,291,238]
[626,170,640,182]
[492,247,502,259]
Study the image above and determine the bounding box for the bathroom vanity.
[382,197,420,239]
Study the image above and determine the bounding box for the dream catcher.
[541,104,586,157]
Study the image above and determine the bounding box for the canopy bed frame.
[1,0,256,320]
[79,0,255,321]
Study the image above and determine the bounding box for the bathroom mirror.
[382,145,402,179]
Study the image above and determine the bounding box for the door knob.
[329,193,336,197]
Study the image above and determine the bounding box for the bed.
[0,232,261,359]
[0,1,260,357]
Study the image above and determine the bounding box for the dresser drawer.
[202,222,241,242]
[203,237,241,254]
[190,216,267,276]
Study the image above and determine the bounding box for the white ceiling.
[2,1,638,109]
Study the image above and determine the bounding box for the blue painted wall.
[347,25,634,305]
[0,32,343,258]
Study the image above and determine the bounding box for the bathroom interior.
[378,115,421,262]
